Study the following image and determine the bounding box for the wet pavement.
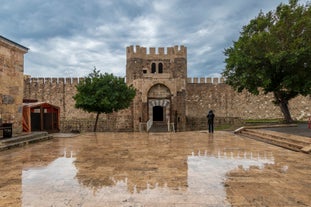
[0,131,310,207]
[265,123,311,138]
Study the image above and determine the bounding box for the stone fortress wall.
[23,77,133,132]
[23,76,311,132]
[186,77,311,130]
[3,38,309,134]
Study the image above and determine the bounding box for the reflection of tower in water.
[21,146,275,206]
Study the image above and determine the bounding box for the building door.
[147,84,171,123]
[153,106,164,121]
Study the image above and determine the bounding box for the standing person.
[207,110,215,133]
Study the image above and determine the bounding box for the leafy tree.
[223,0,311,123]
[73,68,136,132]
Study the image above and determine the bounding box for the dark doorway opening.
[31,112,41,131]
[153,106,164,121]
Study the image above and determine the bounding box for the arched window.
[158,63,163,73]
[151,63,156,73]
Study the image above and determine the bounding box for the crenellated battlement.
[25,77,84,85]
[24,76,225,85]
[187,77,226,84]
[126,45,187,59]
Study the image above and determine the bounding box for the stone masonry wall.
[0,40,27,134]
[23,77,133,132]
[186,77,311,126]
[24,76,311,132]
[126,45,187,84]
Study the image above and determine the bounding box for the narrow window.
[151,63,156,73]
[158,63,163,73]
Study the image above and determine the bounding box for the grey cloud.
[1,0,309,78]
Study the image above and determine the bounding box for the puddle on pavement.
[1,132,309,206]
[21,146,274,206]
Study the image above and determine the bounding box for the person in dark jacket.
[207,110,215,133]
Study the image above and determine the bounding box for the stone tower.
[126,45,187,131]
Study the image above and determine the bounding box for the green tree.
[223,0,311,123]
[73,68,136,132]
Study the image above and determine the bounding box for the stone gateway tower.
[126,45,187,132]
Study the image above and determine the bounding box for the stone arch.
[148,83,171,98]
[147,84,171,122]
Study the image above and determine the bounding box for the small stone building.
[0,35,28,134]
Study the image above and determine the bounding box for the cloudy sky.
[1,0,309,78]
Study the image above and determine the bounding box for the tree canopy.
[222,0,311,122]
[73,69,136,131]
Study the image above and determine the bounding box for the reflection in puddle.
[188,150,274,205]
[21,149,274,206]
[22,151,79,207]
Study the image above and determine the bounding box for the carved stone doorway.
[147,84,171,122]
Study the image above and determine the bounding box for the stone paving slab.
[0,131,310,206]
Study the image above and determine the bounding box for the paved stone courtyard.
[0,131,310,206]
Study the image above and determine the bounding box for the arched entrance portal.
[147,84,171,123]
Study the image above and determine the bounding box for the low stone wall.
[61,117,133,133]
[60,109,134,133]
[186,116,243,131]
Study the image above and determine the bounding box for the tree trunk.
[94,112,100,132]
[279,100,293,123]
[274,92,293,123]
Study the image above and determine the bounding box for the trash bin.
[3,123,12,138]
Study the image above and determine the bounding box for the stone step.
[149,122,169,132]
[1,132,49,144]
[152,121,168,126]
[244,129,311,146]
[0,132,53,151]
[149,126,168,132]
[240,129,311,153]
[242,131,302,152]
